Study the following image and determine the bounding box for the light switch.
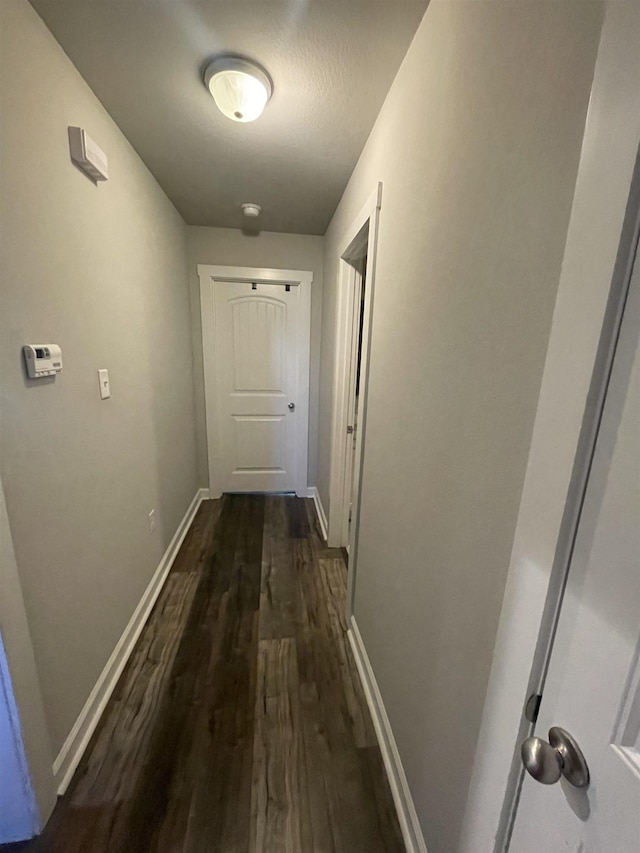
[98,369,111,399]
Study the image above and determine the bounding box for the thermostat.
[23,345,63,378]
[68,127,108,181]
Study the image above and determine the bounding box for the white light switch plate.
[98,369,111,399]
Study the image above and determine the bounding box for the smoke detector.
[241,203,262,218]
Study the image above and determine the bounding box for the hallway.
[26,495,403,853]
[4,1,637,849]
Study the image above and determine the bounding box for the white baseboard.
[348,616,428,853]
[306,486,328,542]
[53,488,209,795]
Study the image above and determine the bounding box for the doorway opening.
[343,250,367,553]
[197,265,313,499]
[327,184,382,617]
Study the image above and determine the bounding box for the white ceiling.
[29,0,429,234]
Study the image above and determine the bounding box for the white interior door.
[509,249,640,851]
[211,278,306,494]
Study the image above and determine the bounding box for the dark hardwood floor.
[25,495,404,853]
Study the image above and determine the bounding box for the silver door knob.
[521,726,590,788]
[288,402,295,411]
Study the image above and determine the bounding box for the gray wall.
[0,475,55,830]
[318,2,604,850]
[187,226,324,488]
[0,0,198,758]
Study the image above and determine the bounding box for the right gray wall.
[317,2,604,850]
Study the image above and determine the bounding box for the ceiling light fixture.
[204,56,273,123]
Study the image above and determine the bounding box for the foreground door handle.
[521,727,590,788]
[288,402,295,411]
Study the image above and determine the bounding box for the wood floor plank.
[251,637,312,853]
[165,494,263,853]
[358,745,407,853]
[259,497,298,641]
[170,498,223,573]
[112,496,245,853]
[297,681,337,853]
[148,496,245,852]
[71,572,201,808]
[286,496,311,539]
[295,537,388,852]
[303,498,343,561]
[317,557,377,749]
[25,494,404,853]
[296,543,370,748]
[298,675,385,853]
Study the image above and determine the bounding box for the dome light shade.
[204,57,272,123]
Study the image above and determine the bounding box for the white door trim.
[197,264,313,499]
[327,183,383,618]
[459,5,640,850]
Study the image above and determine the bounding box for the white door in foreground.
[509,254,640,851]
[212,280,304,494]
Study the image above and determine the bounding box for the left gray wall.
[0,0,198,759]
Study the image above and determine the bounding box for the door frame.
[340,251,366,548]
[459,5,640,850]
[327,183,382,618]
[197,264,313,499]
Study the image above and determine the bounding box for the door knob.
[521,727,590,788]
[288,402,295,411]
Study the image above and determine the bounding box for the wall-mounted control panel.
[23,344,63,378]
[68,127,109,182]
